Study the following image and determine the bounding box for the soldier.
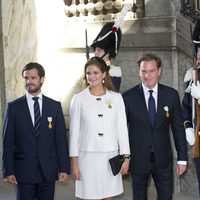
[182,19,200,196]
[91,22,122,91]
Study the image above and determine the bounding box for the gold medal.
[47,117,53,129]
[48,122,52,129]
[164,106,169,118]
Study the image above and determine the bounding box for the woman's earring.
[102,79,105,84]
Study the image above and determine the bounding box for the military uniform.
[91,22,122,91]
[182,18,200,196]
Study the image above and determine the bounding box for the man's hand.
[58,172,68,182]
[176,164,187,176]
[185,127,195,145]
[4,175,17,184]
[191,81,200,99]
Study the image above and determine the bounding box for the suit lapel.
[155,84,166,129]
[23,95,35,133]
[136,84,152,126]
[39,95,48,137]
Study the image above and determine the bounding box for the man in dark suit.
[122,53,187,200]
[2,62,70,200]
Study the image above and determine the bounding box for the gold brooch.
[108,104,112,109]
[105,99,112,109]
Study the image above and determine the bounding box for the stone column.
[0,0,38,170]
[145,0,170,17]
[0,0,6,168]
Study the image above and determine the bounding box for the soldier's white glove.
[191,81,200,99]
[185,128,195,146]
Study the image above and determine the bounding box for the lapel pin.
[47,117,52,129]
[108,104,112,109]
[164,106,169,118]
[105,99,112,109]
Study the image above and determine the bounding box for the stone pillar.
[0,0,38,172]
[0,0,6,167]
[2,0,37,101]
[145,0,170,17]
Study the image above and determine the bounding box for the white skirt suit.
[69,87,130,199]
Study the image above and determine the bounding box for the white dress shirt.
[26,92,42,125]
[142,83,158,111]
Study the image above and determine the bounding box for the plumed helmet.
[192,19,200,53]
[91,22,122,59]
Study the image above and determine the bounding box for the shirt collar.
[142,83,158,95]
[26,92,42,101]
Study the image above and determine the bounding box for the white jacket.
[69,87,130,157]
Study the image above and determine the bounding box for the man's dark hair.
[136,53,162,69]
[22,62,45,77]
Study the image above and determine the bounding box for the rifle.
[193,57,200,158]
[191,22,200,158]
[85,28,90,60]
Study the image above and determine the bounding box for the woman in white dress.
[69,57,130,200]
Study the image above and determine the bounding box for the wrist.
[184,121,192,129]
[70,157,78,165]
[123,155,131,160]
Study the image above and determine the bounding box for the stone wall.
[0,0,5,167]
[2,0,37,102]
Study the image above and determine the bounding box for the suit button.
[98,133,104,137]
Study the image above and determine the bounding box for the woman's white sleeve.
[69,95,81,157]
[116,94,130,155]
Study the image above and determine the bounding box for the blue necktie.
[32,97,41,136]
[148,90,156,127]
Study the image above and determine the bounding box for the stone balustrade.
[64,0,141,21]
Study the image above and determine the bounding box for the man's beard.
[26,84,42,94]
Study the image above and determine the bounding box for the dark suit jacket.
[2,95,70,183]
[123,83,187,174]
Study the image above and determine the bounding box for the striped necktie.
[32,97,41,136]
